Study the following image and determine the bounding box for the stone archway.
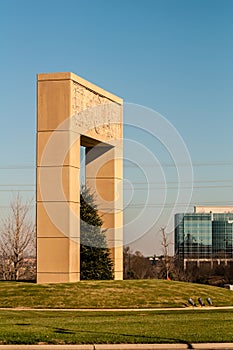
[36,72,123,283]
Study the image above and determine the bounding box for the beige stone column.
[85,141,123,280]
[37,73,80,283]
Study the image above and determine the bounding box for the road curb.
[0,344,233,350]
[0,307,233,312]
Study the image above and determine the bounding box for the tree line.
[123,246,233,286]
[0,192,232,286]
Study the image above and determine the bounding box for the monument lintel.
[37,72,123,105]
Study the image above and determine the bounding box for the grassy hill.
[0,279,233,308]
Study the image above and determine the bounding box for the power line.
[126,201,233,208]
[3,179,233,185]
[123,179,233,184]
[0,180,233,186]
[124,185,233,190]
[0,205,35,209]
[0,186,232,192]
[1,182,233,191]
[0,184,35,187]
[1,160,233,169]
[0,190,34,192]
[0,166,34,169]
[124,161,233,167]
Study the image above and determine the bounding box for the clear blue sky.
[0,0,233,255]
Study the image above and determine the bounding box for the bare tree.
[123,246,157,279]
[123,246,135,279]
[160,227,174,280]
[0,194,35,280]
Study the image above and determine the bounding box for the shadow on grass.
[0,280,36,283]
[54,328,75,335]
[51,326,194,348]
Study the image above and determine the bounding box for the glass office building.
[175,210,233,264]
[212,213,233,258]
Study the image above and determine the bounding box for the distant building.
[175,207,233,269]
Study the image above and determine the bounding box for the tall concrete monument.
[37,72,123,283]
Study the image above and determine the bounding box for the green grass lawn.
[0,309,232,345]
[0,279,233,309]
[0,280,233,345]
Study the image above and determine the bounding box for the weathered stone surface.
[71,81,122,142]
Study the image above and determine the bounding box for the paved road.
[0,306,233,312]
[0,343,233,349]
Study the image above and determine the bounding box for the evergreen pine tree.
[80,187,114,280]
